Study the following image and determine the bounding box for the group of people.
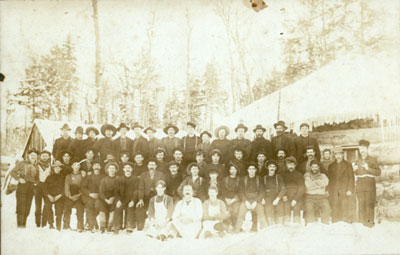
[9,120,381,239]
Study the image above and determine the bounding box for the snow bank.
[2,191,400,255]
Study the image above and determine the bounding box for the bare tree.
[185,8,193,122]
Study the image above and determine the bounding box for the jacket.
[68,138,86,161]
[181,135,200,162]
[161,136,181,159]
[133,163,147,177]
[65,173,83,197]
[52,136,73,158]
[10,160,37,183]
[271,134,295,158]
[280,169,305,201]
[263,174,286,199]
[231,138,252,161]
[304,172,329,195]
[354,156,381,192]
[238,175,264,203]
[43,173,64,197]
[148,137,162,157]
[138,170,166,200]
[294,135,321,164]
[327,160,355,195]
[93,137,115,160]
[178,176,206,200]
[220,176,240,200]
[80,173,103,196]
[250,137,273,161]
[132,135,149,159]
[211,139,231,164]
[117,174,139,204]
[99,175,119,200]
[166,173,183,198]
[113,136,134,158]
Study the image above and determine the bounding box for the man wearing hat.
[165,161,184,204]
[294,123,321,164]
[353,140,381,227]
[271,121,295,159]
[80,159,104,232]
[52,123,73,159]
[136,159,166,230]
[35,149,52,227]
[10,149,38,228]
[145,127,162,157]
[154,147,168,174]
[80,147,95,176]
[113,123,134,159]
[211,125,231,164]
[68,126,86,162]
[227,146,248,177]
[250,124,273,161]
[198,131,212,161]
[162,124,181,161]
[280,156,305,224]
[231,124,252,161]
[181,122,200,164]
[93,124,117,161]
[327,147,355,223]
[132,122,149,159]
[83,126,99,153]
[132,152,148,177]
[255,150,268,177]
[276,148,288,173]
[204,149,225,181]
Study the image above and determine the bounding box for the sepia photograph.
[1,0,400,254]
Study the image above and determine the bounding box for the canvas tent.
[217,54,400,137]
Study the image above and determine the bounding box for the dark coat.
[238,175,264,203]
[165,173,183,199]
[181,135,200,163]
[132,163,147,177]
[354,156,381,192]
[99,176,119,200]
[327,160,355,195]
[148,138,162,158]
[52,136,73,158]
[294,135,321,164]
[250,137,273,161]
[161,137,181,160]
[280,169,305,201]
[228,159,247,177]
[68,139,86,161]
[262,174,286,200]
[138,170,166,200]
[80,160,93,174]
[230,138,252,161]
[113,136,134,158]
[83,137,98,153]
[221,176,240,200]
[271,134,295,158]
[80,173,104,203]
[93,137,115,161]
[132,135,149,159]
[43,173,64,197]
[117,175,139,204]
[211,139,231,164]
[178,176,207,201]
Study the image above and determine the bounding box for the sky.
[0,0,399,130]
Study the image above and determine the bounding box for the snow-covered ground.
[2,191,400,255]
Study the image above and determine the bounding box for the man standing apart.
[354,140,381,227]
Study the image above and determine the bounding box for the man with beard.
[165,161,183,204]
[117,151,131,176]
[113,123,134,159]
[231,124,252,161]
[276,149,288,173]
[250,124,273,161]
[68,126,86,161]
[198,131,212,162]
[145,127,162,157]
[93,124,117,161]
[255,151,268,177]
[83,126,99,153]
[354,140,381,227]
[80,159,104,232]
[228,147,247,177]
[181,122,200,164]
[35,150,52,228]
[52,124,73,159]
[162,124,181,161]
[10,149,38,228]
[280,156,305,224]
[171,148,186,177]
[136,159,166,230]
[132,122,149,159]
[328,147,355,223]
[294,123,320,164]
[114,162,140,233]
[271,121,295,159]
[304,160,331,224]
[299,146,327,176]
[211,126,231,164]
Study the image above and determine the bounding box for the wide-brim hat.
[214,125,230,137]
[101,124,117,137]
[235,123,248,133]
[186,162,199,175]
[105,162,119,172]
[359,139,370,147]
[255,150,268,157]
[167,161,179,168]
[27,148,39,155]
[273,120,288,130]
[253,124,266,133]
[144,127,156,133]
[209,148,222,157]
[121,161,135,169]
[131,122,144,129]
[117,123,130,131]
[40,149,51,156]
[200,131,212,138]
[84,147,95,154]
[232,146,247,157]
[163,124,179,135]
[300,123,310,129]
[275,148,288,156]
[60,123,72,131]
[187,121,196,128]
[155,147,167,154]
[331,147,344,153]
[57,150,73,160]
[85,126,99,136]
[265,159,279,169]
[247,161,258,170]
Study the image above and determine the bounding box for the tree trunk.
[92,0,102,123]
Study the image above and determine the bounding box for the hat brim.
[214,126,230,137]
[163,125,179,134]
[253,127,266,133]
[144,127,156,133]
[85,127,99,136]
[235,126,248,133]
[132,125,144,130]
[274,123,288,130]
[101,124,117,137]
